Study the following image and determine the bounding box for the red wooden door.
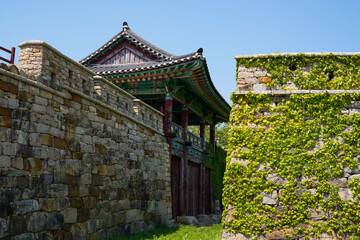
[188,161,200,216]
[171,156,181,219]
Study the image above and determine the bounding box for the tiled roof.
[80,22,177,65]
[89,50,205,75]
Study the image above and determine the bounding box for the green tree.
[188,122,229,150]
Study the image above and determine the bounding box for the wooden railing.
[0,46,15,64]
[170,123,204,149]
[187,132,203,149]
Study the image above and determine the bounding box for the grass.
[112,224,222,240]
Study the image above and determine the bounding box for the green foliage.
[112,224,222,240]
[224,91,360,239]
[206,144,227,206]
[236,54,360,90]
[188,122,230,150]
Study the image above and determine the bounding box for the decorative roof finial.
[123,22,130,31]
[197,48,203,55]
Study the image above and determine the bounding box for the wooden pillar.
[164,92,173,145]
[180,105,189,215]
[209,123,216,214]
[199,120,206,214]
[210,124,215,153]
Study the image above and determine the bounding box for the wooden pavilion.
[81,22,231,219]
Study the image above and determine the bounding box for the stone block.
[47,184,68,197]
[57,197,70,211]
[27,212,46,232]
[40,134,52,146]
[0,203,14,217]
[253,84,267,91]
[9,215,27,235]
[80,173,92,185]
[258,76,272,84]
[13,233,36,240]
[11,157,24,169]
[261,191,278,205]
[29,133,41,146]
[177,216,198,225]
[116,212,126,224]
[0,155,11,167]
[0,116,11,127]
[87,219,96,234]
[78,208,90,222]
[24,158,42,172]
[82,196,96,209]
[62,208,77,224]
[53,137,68,150]
[32,104,47,114]
[338,188,352,202]
[349,174,360,182]
[70,198,83,208]
[14,199,39,215]
[126,209,138,223]
[0,81,18,95]
[0,217,7,238]
[46,212,64,230]
[68,185,79,197]
[238,71,254,79]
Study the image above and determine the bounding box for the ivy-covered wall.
[223,53,360,240]
[206,143,227,209]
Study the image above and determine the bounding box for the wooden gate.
[188,161,200,216]
[171,155,181,219]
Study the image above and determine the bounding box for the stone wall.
[223,53,360,240]
[0,41,171,239]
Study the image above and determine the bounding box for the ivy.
[206,144,227,208]
[224,91,360,239]
[236,54,360,90]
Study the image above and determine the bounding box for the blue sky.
[1,0,359,104]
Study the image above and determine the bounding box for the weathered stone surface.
[0,217,7,238]
[13,233,36,240]
[46,212,64,230]
[177,216,198,225]
[27,212,46,232]
[261,191,278,205]
[258,76,272,84]
[1,41,171,239]
[39,198,57,212]
[14,200,39,215]
[9,215,28,235]
[62,208,77,223]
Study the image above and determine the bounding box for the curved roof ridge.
[88,51,205,75]
[125,28,175,59]
[80,22,178,65]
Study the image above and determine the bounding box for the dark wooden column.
[199,119,206,214]
[209,122,216,213]
[210,123,215,153]
[180,105,189,215]
[164,92,173,145]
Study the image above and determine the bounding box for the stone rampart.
[223,53,360,240]
[0,41,171,239]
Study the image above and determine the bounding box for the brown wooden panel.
[171,155,181,219]
[188,161,200,216]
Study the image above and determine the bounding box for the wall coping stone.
[93,75,163,117]
[235,52,360,59]
[63,85,164,136]
[0,67,164,135]
[234,90,360,95]
[18,40,94,76]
